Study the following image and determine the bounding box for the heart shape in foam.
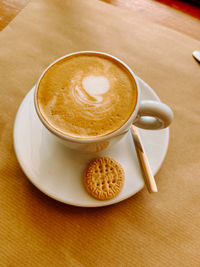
[82,75,110,97]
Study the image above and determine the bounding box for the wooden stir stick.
[131,125,158,193]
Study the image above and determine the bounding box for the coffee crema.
[37,53,137,139]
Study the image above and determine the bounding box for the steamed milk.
[37,53,137,139]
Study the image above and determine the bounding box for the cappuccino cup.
[34,51,173,152]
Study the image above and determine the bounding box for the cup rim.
[34,51,141,144]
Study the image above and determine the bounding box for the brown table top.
[1,0,200,40]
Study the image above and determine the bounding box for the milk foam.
[37,54,137,138]
[82,75,110,97]
[73,75,110,106]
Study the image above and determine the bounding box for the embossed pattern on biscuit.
[84,157,124,200]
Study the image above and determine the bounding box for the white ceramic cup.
[34,51,173,152]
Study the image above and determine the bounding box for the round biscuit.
[84,157,124,200]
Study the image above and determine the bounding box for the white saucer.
[13,77,169,207]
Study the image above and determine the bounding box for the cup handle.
[133,100,174,130]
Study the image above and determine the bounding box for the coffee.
[37,53,137,139]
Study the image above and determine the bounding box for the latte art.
[37,53,137,139]
[82,75,110,98]
[73,75,110,106]
[71,74,113,121]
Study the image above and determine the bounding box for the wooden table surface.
[0,0,200,40]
